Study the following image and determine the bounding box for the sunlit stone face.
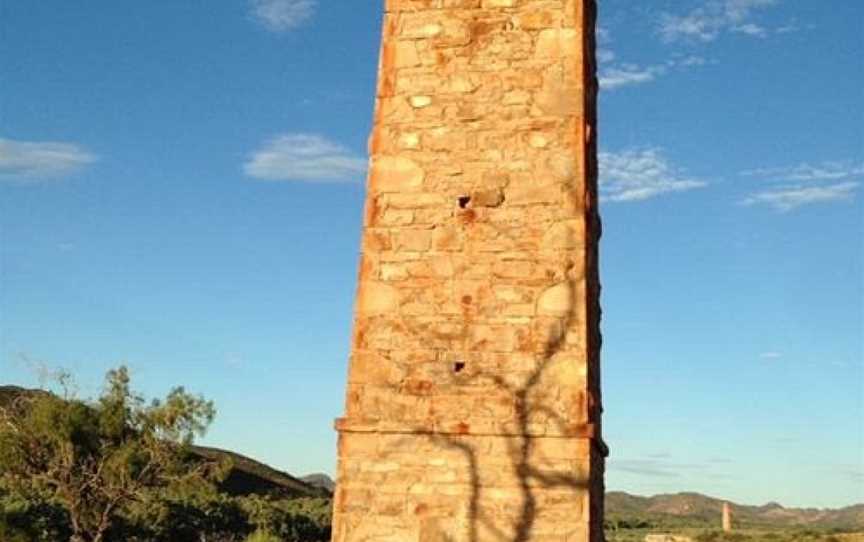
[332,2,605,540]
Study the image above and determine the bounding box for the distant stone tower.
[722,502,733,532]
[332,1,605,541]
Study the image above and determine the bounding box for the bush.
[245,530,282,542]
[240,495,330,542]
[0,490,332,542]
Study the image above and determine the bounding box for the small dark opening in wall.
[458,196,471,209]
[453,361,466,373]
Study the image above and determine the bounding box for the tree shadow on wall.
[389,162,602,542]
[428,270,590,542]
[378,6,602,538]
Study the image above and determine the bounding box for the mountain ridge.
[605,491,864,530]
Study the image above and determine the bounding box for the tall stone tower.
[332,1,604,541]
[722,502,733,532]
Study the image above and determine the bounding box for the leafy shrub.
[245,530,282,542]
[240,495,330,542]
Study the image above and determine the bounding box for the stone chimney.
[722,502,733,532]
[331,1,605,540]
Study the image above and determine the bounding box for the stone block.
[371,156,426,192]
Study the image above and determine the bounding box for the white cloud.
[243,133,366,182]
[599,149,708,202]
[597,28,708,91]
[732,23,768,38]
[0,137,97,180]
[741,182,859,212]
[596,29,664,90]
[600,2,785,91]
[599,64,666,90]
[596,26,616,64]
[775,22,800,34]
[660,0,780,43]
[740,161,862,211]
[742,161,864,183]
[672,55,709,67]
[611,458,714,478]
[596,26,611,43]
[597,48,617,64]
[725,0,778,19]
[598,57,709,90]
[249,0,315,32]
[759,352,783,360]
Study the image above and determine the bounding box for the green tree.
[0,367,215,542]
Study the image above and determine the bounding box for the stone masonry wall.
[333,0,603,540]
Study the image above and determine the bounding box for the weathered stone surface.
[371,156,426,193]
[333,1,604,540]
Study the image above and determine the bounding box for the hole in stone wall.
[458,196,471,209]
[453,361,466,373]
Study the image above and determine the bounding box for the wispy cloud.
[611,458,714,478]
[596,26,662,91]
[0,137,97,180]
[775,22,801,34]
[602,2,789,90]
[600,64,665,90]
[839,465,864,483]
[743,161,864,183]
[599,57,711,90]
[672,55,710,67]
[740,161,862,211]
[243,133,366,182]
[600,55,711,90]
[645,452,673,460]
[597,26,709,91]
[731,22,768,38]
[660,0,780,43]
[597,49,617,65]
[741,183,859,212]
[249,0,315,32]
[600,148,708,202]
[759,352,783,360]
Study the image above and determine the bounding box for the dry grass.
[606,529,864,542]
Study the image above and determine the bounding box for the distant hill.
[606,491,864,531]
[189,445,329,498]
[301,473,336,492]
[0,385,48,408]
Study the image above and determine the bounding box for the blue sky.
[1,0,861,508]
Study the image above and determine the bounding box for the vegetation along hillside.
[606,491,864,531]
[2,382,860,542]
